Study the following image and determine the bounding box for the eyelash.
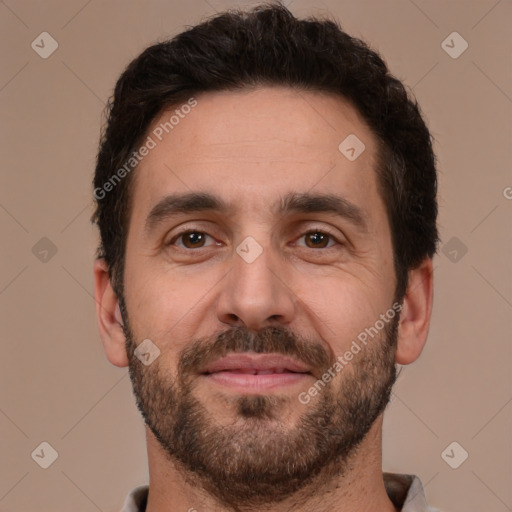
[167,227,342,250]
[305,226,342,245]
[168,230,218,249]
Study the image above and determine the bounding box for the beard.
[121,300,399,510]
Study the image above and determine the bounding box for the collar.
[121,472,440,511]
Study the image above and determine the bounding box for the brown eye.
[183,232,205,248]
[304,231,332,248]
[172,231,214,249]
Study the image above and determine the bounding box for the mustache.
[177,325,334,380]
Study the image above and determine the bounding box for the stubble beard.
[122,304,398,510]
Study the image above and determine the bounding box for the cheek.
[124,265,218,353]
[293,273,392,351]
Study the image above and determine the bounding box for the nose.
[216,241,296,331]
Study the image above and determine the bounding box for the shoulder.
[120,485,149,512]
[383,472,446,512]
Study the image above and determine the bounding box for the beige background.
[1,0,511,511]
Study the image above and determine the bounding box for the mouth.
[200,353,312,391]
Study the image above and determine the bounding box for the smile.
[201,353,312,391]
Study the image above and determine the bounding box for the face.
[121,86,399,506]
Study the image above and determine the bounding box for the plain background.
[1,1,510,511]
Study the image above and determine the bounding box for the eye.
[297,230,338,249]
[169,230,216,249]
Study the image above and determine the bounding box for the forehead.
[130,86,381,221]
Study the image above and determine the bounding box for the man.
[92,3,441,511]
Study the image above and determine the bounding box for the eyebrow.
[278,192,368,232]
[145,192,231,233]
[144,191,367,234]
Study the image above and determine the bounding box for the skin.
[94,86,434,512]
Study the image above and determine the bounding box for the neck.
[144,416,397,512]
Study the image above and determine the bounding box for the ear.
[93,258,129,367]
[395,258,434,365]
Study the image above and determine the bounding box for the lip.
[201,353,311,374]
[201,353,312,391]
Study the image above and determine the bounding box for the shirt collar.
[121,473,440,512]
